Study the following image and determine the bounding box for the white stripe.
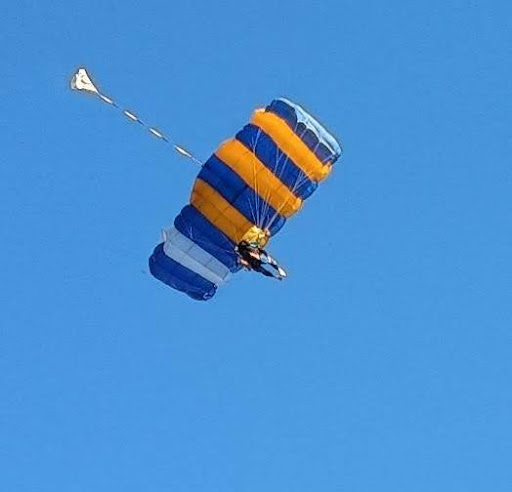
[162,228,232,286]
[174,145,193,158]
[98,94,114,105]
[124,110,139,121]
[149,127,164,138]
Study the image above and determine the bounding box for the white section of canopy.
[278,97,342,157]
[162,228,232,286]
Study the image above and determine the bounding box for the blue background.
[2,1,511,490]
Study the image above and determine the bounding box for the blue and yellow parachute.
[149,98,342,300]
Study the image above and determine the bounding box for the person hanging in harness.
[236,240,287,280]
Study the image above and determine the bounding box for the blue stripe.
[199,154,286,236]
[149,243,216,301]
[174,205,241,272]
[236,124,318,200]
[266,99,342,165]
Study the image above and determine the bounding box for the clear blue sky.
[2,1,511,490]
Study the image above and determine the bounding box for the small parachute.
[70,68,100,94]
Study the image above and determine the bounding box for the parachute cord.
[245,188,259,233]
[265,121,313,231]
[251,129,263,228]
[71,68,203,167]
[254,127,277,231]
[262,132,294,231]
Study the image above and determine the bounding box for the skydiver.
[235,240,287,280]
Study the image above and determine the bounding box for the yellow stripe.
[251,110,332,182]
[216,139,302,218]
[191,178,255,244]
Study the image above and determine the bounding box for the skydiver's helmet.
[236,240,255,250]
[236,241,261,264]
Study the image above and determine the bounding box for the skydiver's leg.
[262,251,280,269]
[254,265,279,279]
[259,250,276,265]
[255,264,285,280]
[267,263,286,279]
[248,250,286,280]
[259,253,287,278]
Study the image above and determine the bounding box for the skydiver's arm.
[239,258,251,270]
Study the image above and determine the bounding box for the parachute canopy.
[149,98,342,300]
